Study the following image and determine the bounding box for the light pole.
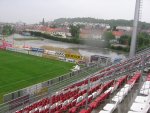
[129,0,142,57]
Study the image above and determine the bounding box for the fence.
[6,47,43,57]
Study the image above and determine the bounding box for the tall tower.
[129,0,142,57]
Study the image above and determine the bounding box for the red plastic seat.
[147,77,150,81]
[76,101,83,108]
[89,101,99,109]
[81,99,86,106]
[79,109,91,113]
[55,111,61,113]
[69,107,78,113]
[88,96,93,103]
[60,105,67,111]
[71,100,76,107]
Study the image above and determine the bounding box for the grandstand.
[0,0,148,112]
[0,46,149,113]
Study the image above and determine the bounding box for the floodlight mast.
[129,0,142,57]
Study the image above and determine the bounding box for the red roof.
[112,31,124,37]
[32,26,67,33]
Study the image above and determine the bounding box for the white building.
[50,32,67,38]
[116,26,132,31]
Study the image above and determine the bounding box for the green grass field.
[0,50,74,103]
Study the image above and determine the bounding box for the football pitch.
[0,50,74,103]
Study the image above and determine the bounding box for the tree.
[112,26,117,31]
[137,32,150,49]
[2,25,15,35]
[119,35,131,46]
[69,25,80,39]
[102,31,115,47]
[51,25,57,28]
[103,31,115,42]
[54,17,150,29]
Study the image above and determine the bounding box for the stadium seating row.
[99,72,141,113]
[54,75,128,113]
[128,73,150,113]
[16,75,128,113]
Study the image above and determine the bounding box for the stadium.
[1,43,150,113]
[1,0,150,113]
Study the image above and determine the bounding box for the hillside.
[54,17,150,29]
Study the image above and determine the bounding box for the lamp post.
[129,0,142,57]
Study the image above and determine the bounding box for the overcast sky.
[0,0,149,24]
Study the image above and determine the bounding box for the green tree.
[69,25,80,39]
[51,25,57,28]
[119,35,131,46]
[112,26,117,31]
[103,31,115,42]
[137,32,150,49]
[102,31,115,47]
[2,25,15,35]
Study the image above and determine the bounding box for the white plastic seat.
[82,93,87,98]
[112,85,118,92]
[130,82,135,88]
[77,96,83,103]
[123,84,131,90]
[72,99,76,103]
[39,107,45,112]
[88,94,93,99]
[50,103,56,109]
[120,87,129,95]
[141,81,150,89]
[112,95,124,103]
[140,89,150,95]
[144,81,150,85]
[104,88,112,94]
[97,88,103,95]
[107,87,114,93]
[128,111,143,113]
[62,100,69,106]
[141,84,150,90]
[116,91,126,97]
[124,84,131,88]
[99,110,111,113]
[69,97,73,102]
[135,96,148,103]
[130,103,146,112]
[92,92,97,98]
[44,104,49,109]
[103,103,117,112]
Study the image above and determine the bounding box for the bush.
[30,31,81,44]
[110,45,129,52]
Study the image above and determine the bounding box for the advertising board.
[65,53,82,60]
